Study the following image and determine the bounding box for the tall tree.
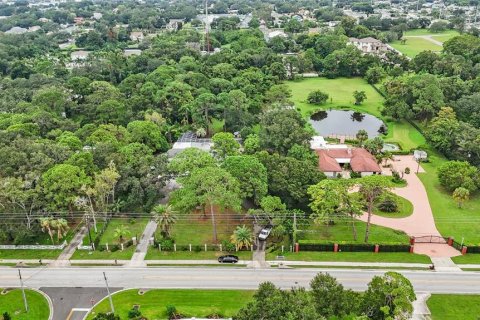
[222,155,268,204]
[211,132,240,159]
[170,167,242,243]
[259,109,311,155]
[356,176,393,243]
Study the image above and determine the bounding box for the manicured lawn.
[70,246,135,260]
[452,254,480,265]
[390,37,442,58]
[427,294,480,320]
[100,218,149,245]
[161,211,251,245]
[288,77,384,117]
[86,289,254,319]
[145,249,252,260]
[418,151,480,245]
[287,77,424,150]
[383,120,426,151]
[403,29,459,37]
[0,249,61,260]
[266,251,431,263]
[0,288,50,320]
[373,193,414,218]
[297,220,410,244]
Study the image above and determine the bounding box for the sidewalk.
[1,258,436,269]
[127,220,157,267]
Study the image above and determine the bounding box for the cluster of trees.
[167,108,325,244]
[236,272,416,320]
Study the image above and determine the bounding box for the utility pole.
[103,272,115,314]
[18,269,29,312]
[86,214,94,251]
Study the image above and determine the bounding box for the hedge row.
[298,241,411,253]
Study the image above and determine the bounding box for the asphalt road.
[41,287,122,320]
[2,267,480,294]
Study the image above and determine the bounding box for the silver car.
[258,226,272,241]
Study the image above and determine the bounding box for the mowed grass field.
[0,288,50,320]
[427,294,480,320]
[390,29,459,58]
[390,37,442,57]
[418,151,480,246]
[287,77,425,150]
[266,251,431,263]
[86,289,254,319]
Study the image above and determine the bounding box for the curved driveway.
[359,155,460,257]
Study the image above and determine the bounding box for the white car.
[258,226,272,241]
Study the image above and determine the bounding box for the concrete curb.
[33,287,54,320]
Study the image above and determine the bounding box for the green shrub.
[222,240,236,252]
[377,193,399,213]
[193,245,202,252]
[166,305,177,320]
[159,238,174,251]
[128,308,141,319]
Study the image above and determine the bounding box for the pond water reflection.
[309,109,386,138]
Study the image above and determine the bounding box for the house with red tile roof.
[316,147,382,178]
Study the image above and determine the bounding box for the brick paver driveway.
[358,155,460,257]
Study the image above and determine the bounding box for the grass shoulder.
[86,289,254,320]
[427,294,480,320]
[266,251,431,264]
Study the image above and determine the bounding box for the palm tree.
[356,129,368,146]
[53,218,69,242]
[230,225,253,251]
[40,217,55,245]
[152,204,178,238]
[113,225,131,244]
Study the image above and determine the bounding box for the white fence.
[0,241,67,250]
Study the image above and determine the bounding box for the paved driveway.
[358,155,460,257]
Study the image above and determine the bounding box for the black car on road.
[218,255,239,263]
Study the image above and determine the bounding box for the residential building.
[130,31,144,42]
[316,147,382,178]
[348,37,389,55]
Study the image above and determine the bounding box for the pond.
[309,110,386,138]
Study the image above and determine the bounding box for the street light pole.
[18,269,29,312]
[103,272,115,314]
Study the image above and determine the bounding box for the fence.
[0,241,67,250]
[152,241,252,253]
[298,240,411,253]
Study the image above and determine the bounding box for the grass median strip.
[0,288,50,320]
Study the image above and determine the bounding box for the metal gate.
[414,235,447,244]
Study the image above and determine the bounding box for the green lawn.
[427,294,480,320]
[373,193,414,218]
[390,38,442,58]
[297,219,409,244]
[383,120,426,151]
[100,218,149,245]
[418,152,480,246]
[71,246,135,260]
[287,77,424,150]
[86,289,253,319]
[452,254,480,265]
[266,251,431,263]
[389,29,459,58]
[403,28,459,37]
[0,288,50,320]
[288,77,384,117]
[0,249,61,260]
[162,211,250,245]
[82,221,106,246]
[145,249,252,260]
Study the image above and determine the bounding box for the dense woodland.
[0,0,480,247]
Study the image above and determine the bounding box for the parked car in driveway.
[258,225,272,241]
[218,255,239,263]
